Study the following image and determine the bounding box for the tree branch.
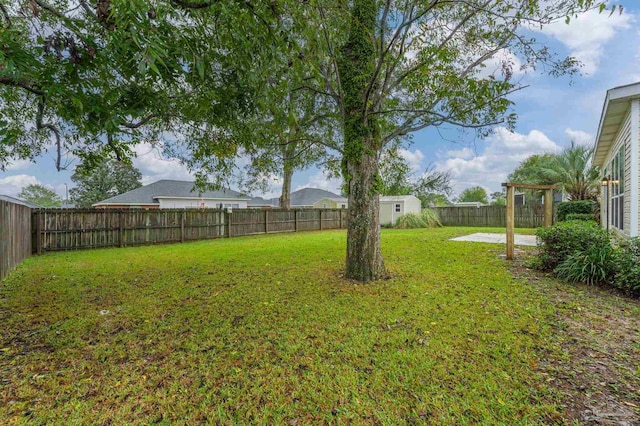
[32,0,69,20]
[120,114,158,129]
[0,76,44,96]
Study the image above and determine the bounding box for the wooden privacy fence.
[0,200,32,280]
[434,204,556,228]
[32,208,349,253]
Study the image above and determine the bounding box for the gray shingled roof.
[0,194,43,208]
[249,188,341,207]
[94,180,249,205]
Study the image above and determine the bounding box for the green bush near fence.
[556,200,596,222]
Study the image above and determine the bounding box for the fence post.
[34,210,42,255]
[319,210,323,230]
[119,210,125,247]
[339,209,343,229]
[226,210,231,238]
[180,210,185,243]
[265,210,269,234]
[294,210,298,232]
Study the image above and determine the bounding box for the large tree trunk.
[338,0,384,282]
[345,146,385,281]
[279,164,293,209]
[279,135,296,209]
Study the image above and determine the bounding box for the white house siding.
[601,109,631,237]
[636,100,640,236]
[157,198,248,209]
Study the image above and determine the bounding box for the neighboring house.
[594,82,640,237]
[379,195,422,225]
[92,180,250,209]
[248,188,342,208]
[0,194,43,209]
[313,197,348,209]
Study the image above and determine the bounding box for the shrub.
[616,238,640,296]
[565,213,596,221]
[557,200,596,222]
[394,209,442,229]
[420,209,442,228]
[555,243,618,285]
[535,220,609,271]
[395,213,427,229]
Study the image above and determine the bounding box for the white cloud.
[295,171,342,195]
[5,159,33,171]
[564,128,593,147]
[538,9,632,75]
[446,147,475,160]
[0,174,40,197]
[435,127,561,195]
[398,148,424,173]
[132,143,193,186]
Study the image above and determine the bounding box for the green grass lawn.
[1,227,560,424]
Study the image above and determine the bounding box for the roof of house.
[314,196,349,204]
[249,188,342,207]
[594,81,640,167]
[380,195,419,202]
[93,180,249,206]
[0,194,43,208]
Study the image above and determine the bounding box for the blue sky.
[1,4,638,200]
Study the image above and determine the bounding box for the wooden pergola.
[501,183,556,260]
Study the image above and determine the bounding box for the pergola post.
[544,189,553,228]
[503,182,555,261]
[506,185,515,260]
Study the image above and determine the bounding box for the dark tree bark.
[345,144,385,281]
[339,0,385,281]
[279,163,293,208]
[279,137,296,209]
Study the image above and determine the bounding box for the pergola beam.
[501,183,556,260]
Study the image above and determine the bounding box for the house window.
[341,204,346,209]
[395,204,401,212]
[610,147,625,230]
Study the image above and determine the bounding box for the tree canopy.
[70,159,142,207]
[508,143,599,201]
[0,0,617,281]
[458,186,489,204]
[18,184,61,207]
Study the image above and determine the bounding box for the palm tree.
[538,141,600,201]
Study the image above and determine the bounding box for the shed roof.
[0,194,43,208]
[380,195,419,202]
[594,81,640,167]
[94,180,249,206]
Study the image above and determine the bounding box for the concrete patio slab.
[450,232,537,246]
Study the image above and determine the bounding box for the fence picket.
[433,204,555,228]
